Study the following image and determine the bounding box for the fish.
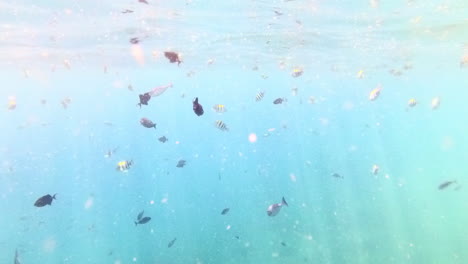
[14,249,20,264]
[130,37,140,44]
[267,197,288,216]
[369,85,382,101]
[158,136,168,143]
[167,238,177,248]
[407,98,417,107]
[431,96,441,110]
[140,118,156,129]
[213,104,227,113]
[255,91,265,102]
[7,96,16,110]
[135,216,151,226]
[61,97,71,109]
[273,98,286,104]
[221,208,230,215]
[215,120,229,131]
[34,194,57,207]
[281,242,287,247]
[122,9,134,13]
[193,97,204,116]
[356,70,364,79]
[137,93,151,107]
[331,172,343,179]
[371,165,379,175]
[149,83,173,97]
[274,10,283,16]
[438,180,456,190]
[138,0,149,4]
[291,67,303,77]
[116,160,133,172]
[164,51,182,65]
[137,210,144,221]
[176,160,186,168]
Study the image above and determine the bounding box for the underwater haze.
[1,0,468,263]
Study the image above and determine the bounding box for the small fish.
[369,85,382,101]
[193,97,204,116]
[281,242,287,247]
[61,97,71,109]
[267,197,288,217]
[273,98,286,104]
[331,172,343,179]
[255,91,265,102]
[158,136,168,143]
[167,238,177,248]
[7,96,16,110]
[116,160,132,172]
[14,249,20,264]
[356,70,364,79]
[274,10,283,16]
[291,67,303,77]
[407,98,417,107]
[137,210,144,221]
[164,51,182,65]
[130,37,140,44]
[138,93,151,107]
[213,104,227,113]
[138,0,149,4]
[438,180,456,190]
[215,120,229,131]
[34,194,57,207]
[122,9,134,13]
[371,165,379,175]
[176,160,186,168]
[431,96,441,110]
[221,208,230,215]
[140,118,156,129]
[135,216,151,226]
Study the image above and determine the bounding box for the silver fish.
[267,197,288,217]
[14,249,20,264]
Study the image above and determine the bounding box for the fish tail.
[282,197,288,207]
[53,194,57,200]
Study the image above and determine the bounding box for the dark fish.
[281,242,287,247]
[438,180,456,190]
[193,97,204,116]
[331,172,343,179]
[122,9,134,13]
[274,10,283,16]
[273,98,286,104]
[138,93,151,107]
[140,118,156,129]
[130,37,140,44]
[167,238,177,248]
[138,0,149,4]
[176,160,186,168]
[14,249,20,264]
[135,216,151,226]
[34,194,57,207]
[164,51,182,65]
[267,197,288,217]
[158,136,168,143]
[137,210,144,221]
[234,235,240,239]
[221,208,230,215]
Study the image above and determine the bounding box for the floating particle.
[356,69,364,78]
[407,98,417,108]
[371,164,379,175]
[63,59,71,69]
[7,96,16,110]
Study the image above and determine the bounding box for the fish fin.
[282,197,288,207]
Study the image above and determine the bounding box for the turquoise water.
[1,0,468,263]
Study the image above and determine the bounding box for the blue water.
[1,0,468,263]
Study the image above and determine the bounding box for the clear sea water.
[1,0,468,263]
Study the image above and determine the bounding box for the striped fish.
[215,120,229,131]
[255,91,265,102]
[213,104,227,113]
